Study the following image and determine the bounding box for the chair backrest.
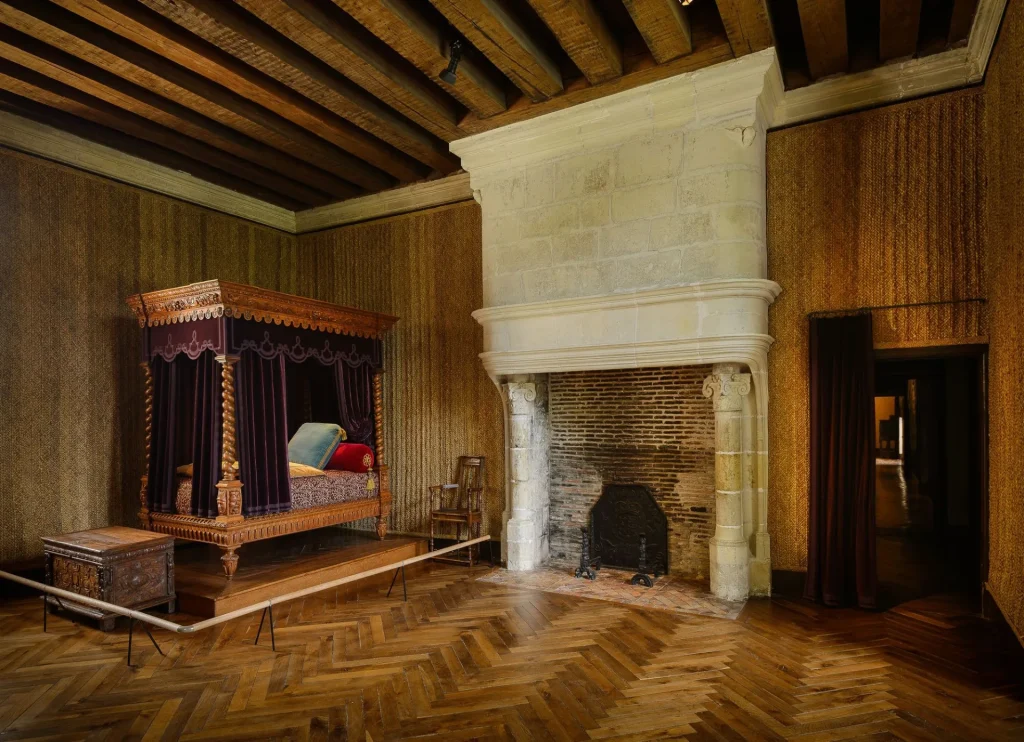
[455,456,485,510]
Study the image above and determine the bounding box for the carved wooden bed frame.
[128,281,398,578]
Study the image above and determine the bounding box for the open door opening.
[874,346,988,610]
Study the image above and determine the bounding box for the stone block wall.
[547,365,716,577]
[480,123,766,307]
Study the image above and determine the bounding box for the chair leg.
[429,515,434,554]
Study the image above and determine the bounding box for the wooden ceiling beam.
[457,30,734,134]
[0,23,359,202]
[2,0,396,191]
[52,0,432,182]
[163,0,456,170]
[429,0,563,102]
[234,0,460,141]
[526,0,622,84]
[0,90,308,209]
[879,0,922,61]
[795,0,849,80]
[335,0,506,118]
[0,62,322,208]
[714,0,775,56]
[621,0,691,63]
[948,0,981,43]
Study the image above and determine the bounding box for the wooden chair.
[429,456,486,566]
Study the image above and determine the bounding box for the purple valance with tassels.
[144,317,382,369]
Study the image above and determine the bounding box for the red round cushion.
[326,443,375,473]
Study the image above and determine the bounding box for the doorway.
[873,346,987,609]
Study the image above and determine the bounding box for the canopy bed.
[127,280,397,578]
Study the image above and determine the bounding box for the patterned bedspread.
[175,470,377,516]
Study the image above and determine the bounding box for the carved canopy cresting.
[127,280,398,338]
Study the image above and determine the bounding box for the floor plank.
[0,565,1021,740]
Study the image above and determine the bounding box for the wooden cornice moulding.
[770,0,1006,127]
[0,110,472,234]
[967,0,1008,81]
[295,173,473,233]
[0,0,1006,227]
[0,111,297,232]
[127,279,398,338]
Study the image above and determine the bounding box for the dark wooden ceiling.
[0,1,983,211]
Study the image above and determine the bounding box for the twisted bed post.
[215,354,243,578]
[374,369,390,540]
[138,361,153,529]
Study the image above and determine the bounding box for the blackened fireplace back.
[589,484,668,576]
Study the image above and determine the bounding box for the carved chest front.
[42,526,175,631]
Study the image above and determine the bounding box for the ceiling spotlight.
[439,39,463,85]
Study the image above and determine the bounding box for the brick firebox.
[548,366,716,578]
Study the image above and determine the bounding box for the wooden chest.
[42,526,175,631]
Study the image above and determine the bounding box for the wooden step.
[174,531,427,616]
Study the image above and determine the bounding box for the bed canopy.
[127,280,398,577]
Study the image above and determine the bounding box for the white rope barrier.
[0,535,491,635]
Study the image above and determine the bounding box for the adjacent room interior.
[1,0,1023,739]
[874,348,988,608]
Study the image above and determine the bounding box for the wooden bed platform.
[174,529,428,617]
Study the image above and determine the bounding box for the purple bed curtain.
[334,360,375,447]
[805,313,878,609]
[147,352,221,515]
[284,360,336,438]
[189,352,222,517]
[236,351,291,516]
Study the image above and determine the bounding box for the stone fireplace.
[452,50,784,600]
[548,366,715,578]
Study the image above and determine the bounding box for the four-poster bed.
[127,280,397,578]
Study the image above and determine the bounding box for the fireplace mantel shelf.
[472,279,782,378]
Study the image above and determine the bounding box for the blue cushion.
[288,423,347,469]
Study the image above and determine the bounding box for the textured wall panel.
[0,150,298,565]
[983,0,1024,642]
[766,89,987,572]
[0,152,502,564]
[296,203,505,540]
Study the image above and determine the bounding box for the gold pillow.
[289,462,325,478]
[176,463,193,478]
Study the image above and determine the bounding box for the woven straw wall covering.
[296,202,505,542]
[983,0,1024,642]
[766,88,987,573]
[0,150,299,565]
[0,149,502,566]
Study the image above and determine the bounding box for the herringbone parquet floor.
[1,565,1022,741]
